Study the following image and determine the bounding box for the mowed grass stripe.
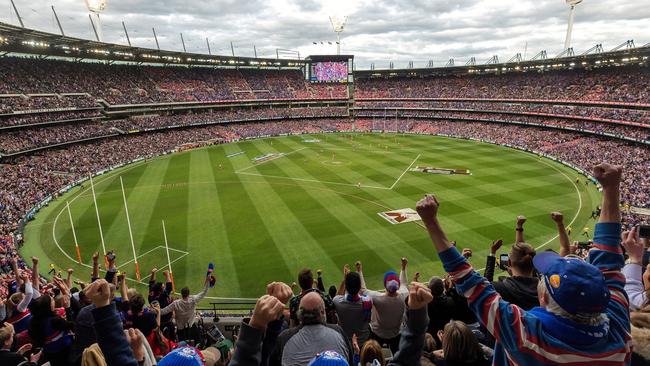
[216,144,296,295]
[185,147,242,297]
[256,139,407,271]
[239,140,342,269]
[270,138,437,278]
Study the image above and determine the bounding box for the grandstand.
[0,10,649,366]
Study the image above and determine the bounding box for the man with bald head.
[270,292,352,366]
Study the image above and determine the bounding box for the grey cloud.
[1,0,647,69]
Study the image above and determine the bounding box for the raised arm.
[399,257,408,290]
[621,228,647,310]
[337,264,350,296]
[416,195,526,350]
[387,283,432,366]
[85,279,139,366]
[191,276,210,304]
[92,252,100,282]
[484,239,503,282]
[587,164,628,326]
[551,212,570,257]
[31,257,40,294]
[316,269,325,292]
[515,215,526,243]
[356,261,367,292]
[149,267,157,284]
[17,273,33,312]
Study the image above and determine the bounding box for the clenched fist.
[266,282,293,304]
[408,282,433,310]
[249,295,285,330]
[550,212,564,225]
[593,163,622,188]
[416,195,440,224]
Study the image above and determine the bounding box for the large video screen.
[311,61,348,82]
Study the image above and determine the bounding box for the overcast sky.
[1,0,648,69]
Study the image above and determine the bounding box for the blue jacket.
[439,222,632,365]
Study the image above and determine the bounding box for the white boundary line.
[47,134,588,299]
[389,154,421,190]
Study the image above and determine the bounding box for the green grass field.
[21,133,600,302]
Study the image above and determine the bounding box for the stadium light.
[329,15,348,55]
[85,0,108,42]
[564,0,583,51]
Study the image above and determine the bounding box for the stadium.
[0,0,649,365]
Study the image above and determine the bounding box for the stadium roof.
[0,22,306,69]
[355,43,650,78]
[1,21,649,76]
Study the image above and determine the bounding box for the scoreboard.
[306,55,354,83]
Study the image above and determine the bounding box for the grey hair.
[538,280,608,326]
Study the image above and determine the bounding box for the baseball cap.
[308,350,350,366]
[157,346,204,366]
[533,252,610,314]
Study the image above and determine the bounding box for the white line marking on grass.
[532,158,583,251]
[51,161,148,268]
[237,171,391,190]
[235,147,307,173]
[389,154,421,190]
[474,157,584,273]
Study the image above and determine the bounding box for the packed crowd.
[2,162,649,366]
[355,64,650,102]
[0,95,97,115]
[0,58,348,107]
[0,107,348,154]
[355,110,650,141]
[355,100,650,126]
[0,111,103,129]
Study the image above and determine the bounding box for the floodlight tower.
[329,16,348,55]
[564,0,583,51]
[85,0,108,42]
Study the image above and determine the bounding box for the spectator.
[484,219,540,310]
[415,162,632,365]
[359,259,408,353]
[426,276,455,347]
[271,291,352,366]
[430,321,491,366]
[333,266,372,345]
[27,277,74,366]
[0,323,41,366]
[231,281,434,366]
[289,268,337,326]
[159,273,210,342]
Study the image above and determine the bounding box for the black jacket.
[484,255,539,310]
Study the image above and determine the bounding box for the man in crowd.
[288,268,337,326]
[416,162,632,365]
[231,281,434,366]
[160,273,210,341]
[484,216,539,310]
[359,258,409,353]
[333,265,372,345]
[271,291,352,365]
